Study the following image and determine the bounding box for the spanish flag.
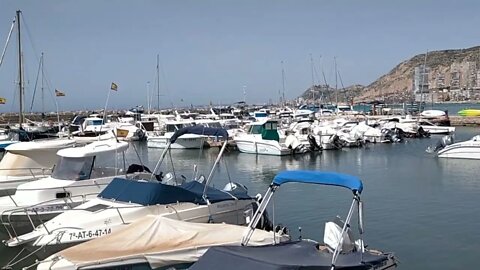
[55,89,65,97]
[111,82,118,91]
[0,97,6,104]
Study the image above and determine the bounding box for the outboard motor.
[426,135,454,153]
[329,134,344,149]
[381,128,403,143]
[307,134,322,151]
[417,126,430,138]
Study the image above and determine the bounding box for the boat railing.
[0,167,52,180]
[1,192,98,240]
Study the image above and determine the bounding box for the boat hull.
[437,141,480,159]
[147,135,206,149]
[234,139,291,156]
[421,125,455,135]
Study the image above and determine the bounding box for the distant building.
[413,65,430,94]
[413,65,430,102]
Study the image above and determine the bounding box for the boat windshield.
[207,122,222,128]
[264,122,278,130]
[166,124,189,133]
[86,119,104,126]
[52,156,95,180]
[254,112,268,118]
[248,125,263,134]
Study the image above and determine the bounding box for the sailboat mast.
[16,10,24,125]
[41,52,44,115]
[334,56,338,106]
[281,61,286,106]
[156,54,160,111]
[310,54,315,103]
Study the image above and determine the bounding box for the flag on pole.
[111,82,118,91]
[0,97,6,104]
[55,89,65,97]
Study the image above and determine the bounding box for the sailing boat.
[0,10,57,144]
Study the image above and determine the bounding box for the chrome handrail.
[1,192,99,239]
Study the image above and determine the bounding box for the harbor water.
[2,127,480,269]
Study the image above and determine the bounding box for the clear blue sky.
[0,0,479,112]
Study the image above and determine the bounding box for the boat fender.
[284,134,301,149]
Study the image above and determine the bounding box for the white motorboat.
[428,135,480,159]
[147,121,206,149]
[6,178,257,249]
[6,127,259,251]
[399,117,455,135]
[417,119,455,135]
[0,139,76,196]
[234,119,308,156]
[0,140,134,237]
[35,216,286,270]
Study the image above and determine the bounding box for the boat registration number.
[27,204,64,213]
[69,228,112,240]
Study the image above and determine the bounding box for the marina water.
[2,127,480,269]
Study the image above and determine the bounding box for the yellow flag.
[0,97,6,104]
[111,82,118,91]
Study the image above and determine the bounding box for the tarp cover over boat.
[37,216,284,270]
[190,241,392,270]
[98,178,252,205]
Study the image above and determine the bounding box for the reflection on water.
[1,127,480,269]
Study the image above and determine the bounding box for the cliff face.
[357,46,480,102]
[298,46,480,103]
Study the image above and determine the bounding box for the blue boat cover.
[170,126,229,143]
[190,241,392,270]
[98,178,251,205]
[272,170,363,193]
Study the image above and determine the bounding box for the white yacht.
[147,121,206,149]
[0,139,76,196]
[0,140,133,236]
[234,119,308,155]
[430,135,480,159]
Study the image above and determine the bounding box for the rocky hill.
[298,46,480,103]
[297,84,365,104]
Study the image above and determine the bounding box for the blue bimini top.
[98,178,252,205]
[272,170,363,193]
